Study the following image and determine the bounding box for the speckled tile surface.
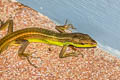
[0,0,120,80]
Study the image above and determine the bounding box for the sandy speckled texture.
[0,0,120,80]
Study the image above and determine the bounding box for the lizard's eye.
[80,43,85,45]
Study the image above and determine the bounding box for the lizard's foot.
[18,53,41,68]
[61,52,84,58]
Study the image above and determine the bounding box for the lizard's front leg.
[59,44,83,58]
[55,19,76,33]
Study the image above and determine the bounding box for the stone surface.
[0,0,120,80]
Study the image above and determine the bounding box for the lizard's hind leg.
[16,39,40,68]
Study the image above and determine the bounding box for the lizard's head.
[71,33,97,48]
